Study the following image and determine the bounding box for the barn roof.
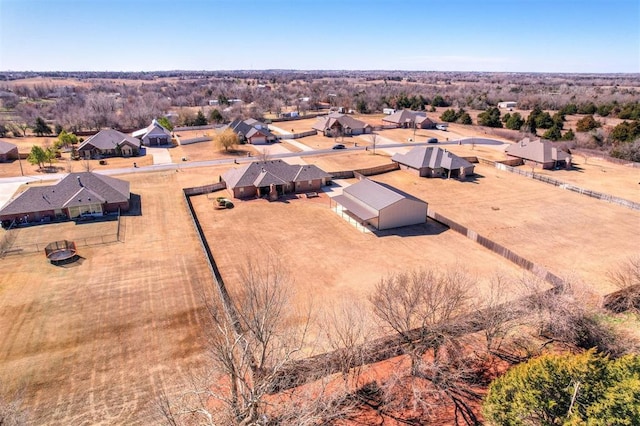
[342,178,425,211]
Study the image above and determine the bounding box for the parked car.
[427,138,438,143]
[332,144,346,149]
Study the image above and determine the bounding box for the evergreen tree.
[33,117,52,136]
[477,107,502,128]
[484,351,640,426]
[194,110,208,126]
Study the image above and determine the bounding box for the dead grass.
[190,191,534,344]
[371,166,640,296]
[0,169,218,425]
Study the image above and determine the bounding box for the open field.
[372,166,640,295]
[0,169,219,425]
[191,192,537,342]
[533,155,640,203]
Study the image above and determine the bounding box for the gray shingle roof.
[312,113,370,132]
[0,140,18,154]
[342,178,424,211]
[0,172,130,215]
[392,146,473,170]
[505,138,571,163]
[382,109,425,124]
[223,160,330,189]
[132,120,171,139]
[228,119,275,139]
[78,129,140,151]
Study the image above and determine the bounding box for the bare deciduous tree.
[369,267,471,376]
[322,300,373,391]
[606,255,640,313]
[472,273,518,354]
[160,258,336,426]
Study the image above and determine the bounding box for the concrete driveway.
[145,147,173,164]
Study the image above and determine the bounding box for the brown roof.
[0,172,130,216]
[505,138,571,164]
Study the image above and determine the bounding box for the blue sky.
[1,0,638,73]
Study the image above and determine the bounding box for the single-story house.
[312,113,372,137]
[0,172,130,226]
[382,110,436,129]
[0,140,19,162]
[132,119,172,146]
[498,101,517,109]
[77,129,141,159]
[227,119,277,144]
[505,137,572,170]
[222,159,331,199]
[332,178,427,231]
[392,146,475,179]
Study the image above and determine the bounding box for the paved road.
[0,138,508,208]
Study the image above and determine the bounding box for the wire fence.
[0,214,122,258]
[493,162,640,211]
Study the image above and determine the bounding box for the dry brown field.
[0,168,220,425]
[171,139,255,163]
[533,156,640,203]
[303,151,392,172]
[191,191,535,338]
[371,166,640,296]
[270,117,317,133]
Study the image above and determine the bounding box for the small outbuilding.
[392,146,475,179]
[498,101,517,109]
[332,178,427,230]
[0,140,19,162]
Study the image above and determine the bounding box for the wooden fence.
[427,208,565,287]
[179,136,212,145]
[275,130,317,140]
[183,182,226,196]
[329,162,399,179]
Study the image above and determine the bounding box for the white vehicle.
[436,124,448,131]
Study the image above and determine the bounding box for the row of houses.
[78,120,172,159]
